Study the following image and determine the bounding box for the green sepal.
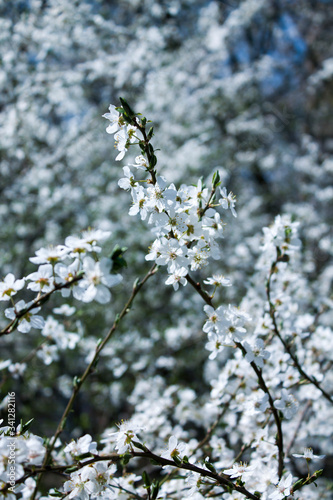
[123,114,134,125]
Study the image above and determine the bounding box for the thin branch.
[235,341,284,478]
[29,264,157,500]
[186,277,285,478]
[0,275,82,337]
[266,253,333,405]
[285,400,312,457]
[186,274,214,307]
[131,449,260,500]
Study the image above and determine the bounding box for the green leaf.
[198,176,206,189]
[122,453,132,465]
[49,489,64,497]
[150,155,157,168]
[132,440,148,452]
[142,470,151,487]
[172,454,182,466]
[151,481,160,499]
[119,97,136,118]
[20,418,34,434]
[204,461,217,474]
[150,458,160,466]
[147,127,154,141]
[109,245,128,272]
[64,466,79,473]
[212,170,221,188]
[133,277,140,289]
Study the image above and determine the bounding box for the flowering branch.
[30,263,157,499]
[0,274,82,336]
[234,341,284,478]
[266,249,333,404]
[130,449,260,500]
[184,275,285,478]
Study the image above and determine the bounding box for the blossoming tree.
[0,98,331,499]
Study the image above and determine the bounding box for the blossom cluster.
[0,229,122,335]
[0,421,46,499]
[104,108,237,293]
